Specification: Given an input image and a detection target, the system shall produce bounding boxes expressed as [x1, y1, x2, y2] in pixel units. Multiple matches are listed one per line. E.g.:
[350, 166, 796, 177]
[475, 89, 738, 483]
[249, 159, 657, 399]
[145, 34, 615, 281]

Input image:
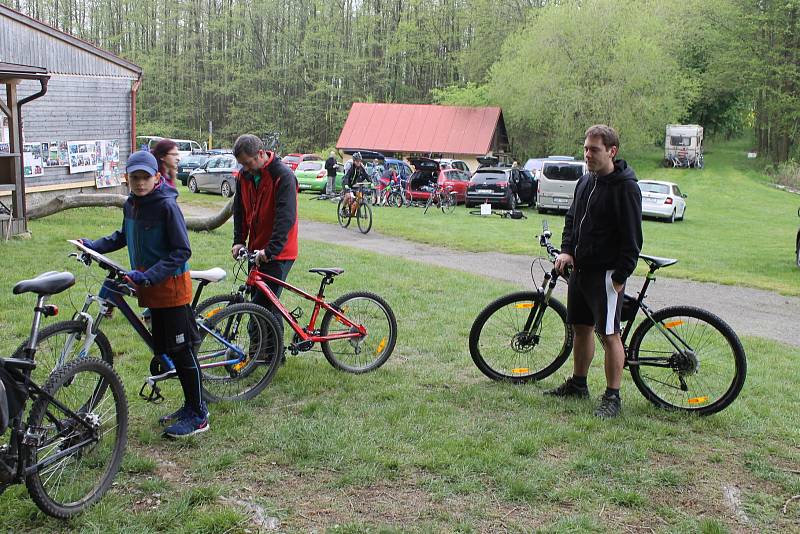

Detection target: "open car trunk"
[408, 157, 439, 192]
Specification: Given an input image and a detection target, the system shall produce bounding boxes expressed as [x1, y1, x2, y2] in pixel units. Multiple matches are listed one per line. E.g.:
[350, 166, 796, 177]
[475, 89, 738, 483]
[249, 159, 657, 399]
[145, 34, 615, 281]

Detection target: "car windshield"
[542, 164, 583, 181]
[471, 171, 506, 184]
[184, 155, 207, 165]
[639, 183, 670, 194]
[297, 161, 323, 171]
[669, 136, 693, 147]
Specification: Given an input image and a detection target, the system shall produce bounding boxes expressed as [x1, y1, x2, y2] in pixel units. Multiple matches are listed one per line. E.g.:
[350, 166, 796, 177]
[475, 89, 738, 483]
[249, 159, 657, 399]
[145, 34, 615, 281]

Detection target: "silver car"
[535, 160, 587, 213]
[187, 154, 241, 197]
[638, 180, 687, 223]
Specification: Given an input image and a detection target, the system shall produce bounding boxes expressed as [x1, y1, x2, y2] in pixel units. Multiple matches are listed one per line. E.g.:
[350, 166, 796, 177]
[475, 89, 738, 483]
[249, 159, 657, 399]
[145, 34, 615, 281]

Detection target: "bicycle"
[15, 241, 284, 404]
[468, 221, 747, 415]
[1, 270, 128, 518]
[194, 250, 398, 373]
[423, 183, 457, 214]
[337, 182, 373, 234]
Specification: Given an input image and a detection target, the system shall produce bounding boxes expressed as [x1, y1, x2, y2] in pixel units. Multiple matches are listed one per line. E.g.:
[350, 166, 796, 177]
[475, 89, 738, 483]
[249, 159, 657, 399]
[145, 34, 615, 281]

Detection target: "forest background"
[3, 0, 798, 163]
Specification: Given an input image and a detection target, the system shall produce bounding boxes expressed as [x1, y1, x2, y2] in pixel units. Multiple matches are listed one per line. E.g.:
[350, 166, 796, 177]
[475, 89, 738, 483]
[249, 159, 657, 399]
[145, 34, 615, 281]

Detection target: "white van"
[134, 136, 202, 158]
[536, 160, 587, 213]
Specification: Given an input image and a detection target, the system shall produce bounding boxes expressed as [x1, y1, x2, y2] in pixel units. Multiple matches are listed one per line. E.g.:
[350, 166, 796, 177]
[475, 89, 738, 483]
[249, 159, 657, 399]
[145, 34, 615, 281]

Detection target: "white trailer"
[664, 124, 704, 168]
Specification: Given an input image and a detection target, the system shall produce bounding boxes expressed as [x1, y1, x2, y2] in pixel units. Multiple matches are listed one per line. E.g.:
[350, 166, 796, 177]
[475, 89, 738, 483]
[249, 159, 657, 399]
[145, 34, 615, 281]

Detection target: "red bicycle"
[195, 251, 398, 373]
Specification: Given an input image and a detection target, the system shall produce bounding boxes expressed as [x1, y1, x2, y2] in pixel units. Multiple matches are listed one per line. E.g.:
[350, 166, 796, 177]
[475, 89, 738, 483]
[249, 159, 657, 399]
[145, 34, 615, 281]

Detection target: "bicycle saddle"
[13, 271, 75, 296]
[309, 268, 344, 277]
[190, 268, 227, 283]
[639, 254, 678, 269]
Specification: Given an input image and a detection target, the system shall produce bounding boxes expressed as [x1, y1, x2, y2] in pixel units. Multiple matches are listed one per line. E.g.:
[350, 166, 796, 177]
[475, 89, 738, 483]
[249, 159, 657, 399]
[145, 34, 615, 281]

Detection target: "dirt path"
[182, 205, 800, 347]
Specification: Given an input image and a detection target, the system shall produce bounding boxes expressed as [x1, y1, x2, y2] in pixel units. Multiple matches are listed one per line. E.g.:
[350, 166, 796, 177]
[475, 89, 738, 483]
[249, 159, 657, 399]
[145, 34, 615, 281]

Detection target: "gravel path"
[182, 205, 800, 347]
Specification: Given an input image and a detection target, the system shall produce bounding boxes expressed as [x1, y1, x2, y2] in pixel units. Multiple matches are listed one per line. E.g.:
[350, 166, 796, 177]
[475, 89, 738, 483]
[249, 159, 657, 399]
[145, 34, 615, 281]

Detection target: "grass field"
[0, 207, 798, 532]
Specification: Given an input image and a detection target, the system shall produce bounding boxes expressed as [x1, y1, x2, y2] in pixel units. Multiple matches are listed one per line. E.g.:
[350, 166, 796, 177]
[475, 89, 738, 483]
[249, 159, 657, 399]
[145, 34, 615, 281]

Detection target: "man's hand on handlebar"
[231, 243, 245, 259]
[254, 250, 270, 266]
[554, 253, 574, 276]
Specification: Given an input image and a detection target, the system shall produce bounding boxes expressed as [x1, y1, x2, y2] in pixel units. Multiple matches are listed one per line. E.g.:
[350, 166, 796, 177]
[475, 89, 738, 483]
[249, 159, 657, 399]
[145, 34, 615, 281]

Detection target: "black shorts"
[566, 269, 624, 335]
[149, 304, 200, 354]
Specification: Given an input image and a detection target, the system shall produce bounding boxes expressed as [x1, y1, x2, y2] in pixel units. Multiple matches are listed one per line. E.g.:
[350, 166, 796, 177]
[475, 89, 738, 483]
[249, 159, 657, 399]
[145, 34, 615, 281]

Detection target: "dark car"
[466, 167, 533, 209]
[187, 154, 241, 197]
[177, 153, 210, 186]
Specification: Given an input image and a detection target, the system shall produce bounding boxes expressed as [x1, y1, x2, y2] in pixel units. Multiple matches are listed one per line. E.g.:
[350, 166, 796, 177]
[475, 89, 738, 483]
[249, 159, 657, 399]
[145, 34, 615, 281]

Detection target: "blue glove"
[79, 238, 96, 251]
[125, 270, 150, 287]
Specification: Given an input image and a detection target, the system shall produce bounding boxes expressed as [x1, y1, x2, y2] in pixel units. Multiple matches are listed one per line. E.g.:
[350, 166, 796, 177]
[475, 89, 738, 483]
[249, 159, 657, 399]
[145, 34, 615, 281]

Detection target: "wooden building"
[0, 4, 142, 235]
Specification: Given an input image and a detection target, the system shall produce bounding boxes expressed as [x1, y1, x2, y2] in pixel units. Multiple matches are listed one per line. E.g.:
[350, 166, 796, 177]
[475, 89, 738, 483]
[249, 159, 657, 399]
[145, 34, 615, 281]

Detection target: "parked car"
[283, 153, 322, 171]
[136, 135, 163, 151]
[173, 139, 203, 158]
[296, 160, 344, 193]
[187, 154, 241, 197]
[517, 169, 538, 207]
[536, 160, 588, 213]
[524, 155, 574, 174]
[436, 158, 471, 174]
[177, 153, 210, 186]
[638, 180, 687, 223]
[466, 167, 525, 209]
[407, 157, 470, 203]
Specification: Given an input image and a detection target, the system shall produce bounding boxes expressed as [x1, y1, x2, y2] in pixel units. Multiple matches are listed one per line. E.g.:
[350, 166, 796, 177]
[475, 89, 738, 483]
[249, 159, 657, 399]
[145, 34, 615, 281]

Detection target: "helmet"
[352, 152, 362, 161]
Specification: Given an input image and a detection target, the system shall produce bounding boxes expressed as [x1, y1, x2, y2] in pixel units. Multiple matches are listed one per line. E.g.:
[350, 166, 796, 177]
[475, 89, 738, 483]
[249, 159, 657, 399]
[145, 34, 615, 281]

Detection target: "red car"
[282, 153, 322, 171]
[407, 157, 470, 203]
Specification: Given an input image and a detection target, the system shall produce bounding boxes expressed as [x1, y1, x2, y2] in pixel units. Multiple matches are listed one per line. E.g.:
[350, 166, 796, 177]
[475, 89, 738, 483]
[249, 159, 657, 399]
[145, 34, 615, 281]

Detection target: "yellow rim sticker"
[687, 396, 709, 405]
[376, 337, 387, 354]
[511, 368, 530, 374]
[205, 307, 224, 319]
[232, 358, 249, 372]
[514, 303, 534, 309]
[664, 320, 684, 329]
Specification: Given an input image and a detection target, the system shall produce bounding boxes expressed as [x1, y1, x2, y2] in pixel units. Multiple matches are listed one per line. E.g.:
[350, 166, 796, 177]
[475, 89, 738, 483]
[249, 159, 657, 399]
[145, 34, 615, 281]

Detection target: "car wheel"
[188, 177, 198, 193]
[667, 209, 676, 223]
[221, 180, 233, 198]
[796, 241, 800, 268]
[537, 206, 547, 214]
[678, 206, 686, 221]
[507, 195, 517, 210]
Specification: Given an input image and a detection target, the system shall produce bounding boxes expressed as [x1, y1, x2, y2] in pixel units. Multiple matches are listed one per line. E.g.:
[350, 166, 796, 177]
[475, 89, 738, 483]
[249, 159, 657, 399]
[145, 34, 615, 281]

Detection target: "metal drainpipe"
[130, 74, 142, 153]
[16, 76, 49, 222]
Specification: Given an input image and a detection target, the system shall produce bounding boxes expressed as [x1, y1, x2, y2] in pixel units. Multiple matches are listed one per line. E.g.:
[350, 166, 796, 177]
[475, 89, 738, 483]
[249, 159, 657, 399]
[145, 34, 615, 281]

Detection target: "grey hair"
[233, 134, 264, 158]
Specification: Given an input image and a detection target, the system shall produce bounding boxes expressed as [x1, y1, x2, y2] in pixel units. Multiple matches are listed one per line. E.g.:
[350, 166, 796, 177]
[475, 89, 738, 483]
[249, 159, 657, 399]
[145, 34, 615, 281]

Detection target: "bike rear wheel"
[320, 291, 397, 373]
[25, 357, 128, 519]
[337, 199, 352, 228]
[356, 201, 373, 234]
[196, 303, 283, 402]
[442, 192, 457, 213]
[469, 291, 573, 382]
[628, 306, 746, 415]
[194, 292, 245, 321]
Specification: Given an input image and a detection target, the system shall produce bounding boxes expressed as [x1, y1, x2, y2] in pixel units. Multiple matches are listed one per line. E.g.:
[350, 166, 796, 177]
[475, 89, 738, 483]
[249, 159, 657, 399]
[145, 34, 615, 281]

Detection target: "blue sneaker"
[158, 402, 209, 427]
[163, 412, 210, 439]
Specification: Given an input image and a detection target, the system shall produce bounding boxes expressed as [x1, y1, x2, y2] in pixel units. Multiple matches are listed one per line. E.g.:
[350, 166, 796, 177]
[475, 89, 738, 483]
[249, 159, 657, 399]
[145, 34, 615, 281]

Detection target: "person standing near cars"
[151, 139, 181, 188]
[325, 150, 338, 197]
[231, 134, 299, 355]
[547, 125, 643, 419]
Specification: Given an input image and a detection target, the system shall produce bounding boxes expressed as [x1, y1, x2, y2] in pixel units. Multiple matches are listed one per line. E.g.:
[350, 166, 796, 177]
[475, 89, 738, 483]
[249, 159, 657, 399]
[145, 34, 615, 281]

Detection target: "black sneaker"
[544, 377, 590, 398]
[594, 393, 622, 418]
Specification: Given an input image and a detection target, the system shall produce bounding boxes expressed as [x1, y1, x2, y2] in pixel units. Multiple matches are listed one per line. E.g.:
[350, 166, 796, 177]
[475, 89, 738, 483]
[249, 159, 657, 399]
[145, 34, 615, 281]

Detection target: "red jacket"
[233, 152, 299, 260]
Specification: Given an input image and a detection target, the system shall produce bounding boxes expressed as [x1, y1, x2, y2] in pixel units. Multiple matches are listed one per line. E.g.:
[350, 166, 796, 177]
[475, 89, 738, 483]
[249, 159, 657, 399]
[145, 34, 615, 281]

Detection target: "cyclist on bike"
[341, 152, 370, 212]
[232, 134, 299, 362]
[549, 124, 643, 418]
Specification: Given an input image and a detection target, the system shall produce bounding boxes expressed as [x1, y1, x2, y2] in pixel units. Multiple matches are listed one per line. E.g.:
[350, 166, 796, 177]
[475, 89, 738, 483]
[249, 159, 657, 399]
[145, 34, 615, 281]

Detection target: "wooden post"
[6, 80, 26, 231]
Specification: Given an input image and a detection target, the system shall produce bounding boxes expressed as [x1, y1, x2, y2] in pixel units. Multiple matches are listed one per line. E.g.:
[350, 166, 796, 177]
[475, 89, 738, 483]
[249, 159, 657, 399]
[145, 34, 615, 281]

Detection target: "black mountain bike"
[469, 221, 747, 415]
[1, 271, 128, 518]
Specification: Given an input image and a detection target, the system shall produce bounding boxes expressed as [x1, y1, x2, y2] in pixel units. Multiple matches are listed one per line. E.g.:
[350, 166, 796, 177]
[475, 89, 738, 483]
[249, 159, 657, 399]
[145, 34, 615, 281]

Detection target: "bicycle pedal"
[22, 426, 46, 447]
[139, 381, 165, 404]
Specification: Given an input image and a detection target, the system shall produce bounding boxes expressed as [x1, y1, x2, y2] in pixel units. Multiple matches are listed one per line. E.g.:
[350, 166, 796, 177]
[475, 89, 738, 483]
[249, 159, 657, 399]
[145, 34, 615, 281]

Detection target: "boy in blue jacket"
[82, 151, 208, 438]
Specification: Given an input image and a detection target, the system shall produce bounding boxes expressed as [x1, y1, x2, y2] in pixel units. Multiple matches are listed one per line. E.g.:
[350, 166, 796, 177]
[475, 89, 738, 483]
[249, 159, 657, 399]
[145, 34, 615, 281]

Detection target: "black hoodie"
[560, 159, 643, 284]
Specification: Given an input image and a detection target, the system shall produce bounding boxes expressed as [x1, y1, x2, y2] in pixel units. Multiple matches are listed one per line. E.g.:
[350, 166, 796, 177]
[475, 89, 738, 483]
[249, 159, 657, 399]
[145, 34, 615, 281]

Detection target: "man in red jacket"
[232, 134, 299, 352]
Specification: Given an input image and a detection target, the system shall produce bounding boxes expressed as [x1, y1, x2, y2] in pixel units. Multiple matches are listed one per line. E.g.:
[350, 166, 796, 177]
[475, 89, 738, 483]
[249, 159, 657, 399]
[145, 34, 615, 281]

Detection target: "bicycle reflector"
[376, 337, 387, 354]
[205, 306, 224, 319]
[687, 396, 709, 405]
[664, 320, 684, 329]
[512, 368, 530, 374]
[514, 303, 534, 309]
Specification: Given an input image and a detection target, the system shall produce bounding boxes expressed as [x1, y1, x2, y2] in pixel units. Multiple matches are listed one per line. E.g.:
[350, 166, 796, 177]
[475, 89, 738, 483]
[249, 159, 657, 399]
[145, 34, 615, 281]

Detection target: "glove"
[125, 270, 150, 287]
[79, 238, 96, 251]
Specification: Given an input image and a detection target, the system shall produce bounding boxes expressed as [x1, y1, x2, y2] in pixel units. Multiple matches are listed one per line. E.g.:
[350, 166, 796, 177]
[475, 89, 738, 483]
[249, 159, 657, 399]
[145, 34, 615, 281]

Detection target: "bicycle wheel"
[423, 196, 434, 214]
[25, 357, 128, 519]
[12, 320, 114, 394]
[442, 192, 457, 214]
[356, 201, 373, 234]
[196, 302, 283, 402]
[320, 291, 397, 373]
[390, 191, 402, 208]
[194, 292, 245, 321]
[628, 306, 746, 415]
[337, 199, 352, 228]
[469, 291, 573, 382]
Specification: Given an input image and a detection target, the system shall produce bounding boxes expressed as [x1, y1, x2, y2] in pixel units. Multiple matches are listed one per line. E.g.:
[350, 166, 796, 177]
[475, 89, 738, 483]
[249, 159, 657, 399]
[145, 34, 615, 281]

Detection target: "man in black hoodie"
[548, 125, 643, 418]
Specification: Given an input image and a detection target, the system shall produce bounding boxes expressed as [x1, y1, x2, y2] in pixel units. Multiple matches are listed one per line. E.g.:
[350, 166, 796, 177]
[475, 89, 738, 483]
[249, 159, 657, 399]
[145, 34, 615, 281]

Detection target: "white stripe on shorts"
[604, 270, 619, 335]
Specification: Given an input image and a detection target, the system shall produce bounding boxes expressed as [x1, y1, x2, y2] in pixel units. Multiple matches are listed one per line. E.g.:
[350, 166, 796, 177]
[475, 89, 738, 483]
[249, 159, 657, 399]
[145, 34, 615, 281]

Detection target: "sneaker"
[158, 402, 209, 427]
[544, 377, 590, 398]
[594, 393, 622, 418]
[163, 412, 210, 439]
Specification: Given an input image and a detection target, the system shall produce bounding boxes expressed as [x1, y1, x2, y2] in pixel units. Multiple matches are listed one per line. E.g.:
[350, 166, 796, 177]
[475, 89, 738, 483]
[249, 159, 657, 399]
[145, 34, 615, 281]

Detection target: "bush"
[768, 160, 800, 190]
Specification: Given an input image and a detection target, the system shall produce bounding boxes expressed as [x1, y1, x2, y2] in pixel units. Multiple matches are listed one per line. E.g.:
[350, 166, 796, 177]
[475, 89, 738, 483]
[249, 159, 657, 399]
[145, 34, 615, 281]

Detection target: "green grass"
[290, 138, 800, 296]
[0, 207, 797, 532]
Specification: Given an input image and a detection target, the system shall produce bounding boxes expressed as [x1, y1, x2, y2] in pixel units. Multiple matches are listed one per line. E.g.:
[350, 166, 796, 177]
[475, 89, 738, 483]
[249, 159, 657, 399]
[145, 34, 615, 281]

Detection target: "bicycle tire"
[337, 199, 352, 228]
[25, 357, 128, 519]
[194, 293, 245, 320]
[12, 320, 114, 397]
[469, 291, 573, 383]
[424, 196, 434, 214]
[391, 191, 403, 208]
[442, 192, 457, 214]
[196, 302, 283, 402]
[628, 306, 746, 415]
[356, 201, 373, 234]
[320, 291, 397, 373]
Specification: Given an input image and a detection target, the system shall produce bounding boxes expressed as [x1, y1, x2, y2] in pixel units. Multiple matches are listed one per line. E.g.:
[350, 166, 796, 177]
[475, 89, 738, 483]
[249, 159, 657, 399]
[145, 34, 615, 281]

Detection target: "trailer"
[664, 124, 704, 168]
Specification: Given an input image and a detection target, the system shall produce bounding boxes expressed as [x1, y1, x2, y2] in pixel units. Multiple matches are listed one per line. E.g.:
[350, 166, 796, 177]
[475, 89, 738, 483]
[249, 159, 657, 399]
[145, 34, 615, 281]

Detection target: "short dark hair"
[585, 125, 620, 150]
[233, 134, 264, 158]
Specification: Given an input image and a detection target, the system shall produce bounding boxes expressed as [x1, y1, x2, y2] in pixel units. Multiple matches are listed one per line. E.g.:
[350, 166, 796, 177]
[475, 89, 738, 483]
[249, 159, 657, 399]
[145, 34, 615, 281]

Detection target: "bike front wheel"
[628, 306, 746, 415]
[442, 192, 457, 213]
[320, 291, 397, 373]
[337, 199, 352, 228]
[194, 292, 245, 321]
[196, 302, 283, 402]
[469, 291, 573, 382]
[356, 201, 373, 234]
[25, 357, 128, 519]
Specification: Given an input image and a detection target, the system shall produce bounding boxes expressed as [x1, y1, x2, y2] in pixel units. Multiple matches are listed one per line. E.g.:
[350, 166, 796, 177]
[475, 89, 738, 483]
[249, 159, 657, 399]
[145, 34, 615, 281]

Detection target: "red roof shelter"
[336, 103, 510, 159]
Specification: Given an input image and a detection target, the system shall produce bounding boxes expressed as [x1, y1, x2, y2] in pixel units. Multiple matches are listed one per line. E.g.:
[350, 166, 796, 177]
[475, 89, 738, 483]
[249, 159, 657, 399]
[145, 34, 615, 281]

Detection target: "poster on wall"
[43, 141, 69, 166]
[1, 121, 9, 153]
[94, 139, 121, 188]
[23, 143, 44, 177]
[68, 140, 97, 173]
